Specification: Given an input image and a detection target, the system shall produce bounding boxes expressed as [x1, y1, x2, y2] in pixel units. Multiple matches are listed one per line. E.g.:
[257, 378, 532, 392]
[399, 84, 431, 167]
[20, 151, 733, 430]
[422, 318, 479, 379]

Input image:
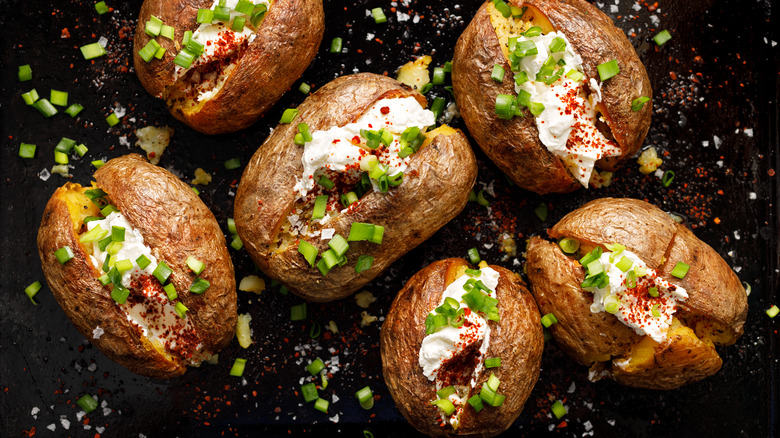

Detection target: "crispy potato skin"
[133, 0, 324, 135]
[234, 73, 477, 302]
[380, 259, 543, 437]
[526, 198, 747, 389]
[37, 154, 236, 379]
[452, 0, 652, 194]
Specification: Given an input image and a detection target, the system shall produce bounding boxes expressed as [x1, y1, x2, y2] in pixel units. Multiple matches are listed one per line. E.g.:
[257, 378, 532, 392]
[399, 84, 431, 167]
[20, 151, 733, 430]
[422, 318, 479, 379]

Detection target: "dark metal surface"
[1, 0, 777, 437]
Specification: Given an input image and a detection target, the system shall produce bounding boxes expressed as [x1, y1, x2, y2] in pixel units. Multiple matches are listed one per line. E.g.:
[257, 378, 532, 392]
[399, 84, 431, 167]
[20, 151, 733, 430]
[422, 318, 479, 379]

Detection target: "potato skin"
[133, 0, 324, 135]
[452, 0, 652, 194]
[37, 154, 237, 379]
[380, 259, 543, 437]
[526, 198, 747, 389]
[234, 73, 477, 302]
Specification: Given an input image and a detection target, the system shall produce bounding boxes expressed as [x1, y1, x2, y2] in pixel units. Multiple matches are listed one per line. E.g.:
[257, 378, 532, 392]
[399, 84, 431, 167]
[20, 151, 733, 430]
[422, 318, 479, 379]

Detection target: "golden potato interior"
[59, 183, 102, 236]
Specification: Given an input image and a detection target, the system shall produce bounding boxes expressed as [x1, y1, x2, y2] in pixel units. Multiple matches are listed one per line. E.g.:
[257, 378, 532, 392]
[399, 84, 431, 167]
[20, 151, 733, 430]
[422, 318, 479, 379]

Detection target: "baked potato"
[452, 0, 652, 194]
[381, 258, 543, 437]
[37, 154, 237, 379]
[525, 198, 748, 389]
[234, 73, 477, 302]
[133, 0, 324, 135]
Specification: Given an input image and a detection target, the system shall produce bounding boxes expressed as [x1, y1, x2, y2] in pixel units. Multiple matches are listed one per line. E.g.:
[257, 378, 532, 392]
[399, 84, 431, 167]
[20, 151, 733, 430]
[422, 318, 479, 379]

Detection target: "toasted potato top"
[235, 73, 477, 302]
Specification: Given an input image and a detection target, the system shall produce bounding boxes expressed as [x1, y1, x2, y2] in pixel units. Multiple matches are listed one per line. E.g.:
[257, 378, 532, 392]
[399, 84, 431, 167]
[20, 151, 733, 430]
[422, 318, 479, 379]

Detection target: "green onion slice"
[328, 234, 349, 258]
[186, 256, 205, 274]
[467, 247, 481, 265]
[190, 277, 210, 294]
[301, 382, 318, 403]
[55, 246, 75, 264]
[431, 398, 455, 416]
[491, 64, 505, 83]
[432, 66, 446, 85]
[661, 170, 675, 188]
[77, 395, 98, 413]
[163, 283, 177, 300]
[653, 30, 672, 46]
[330, 37, 343, 53]
[597, 59, 620, 81]
[354, 255, 374, 273]
[534, 202, 548, 221]
[291, 303, 307, 321]
[467, 394, 484, 412]
[314, 398, 329, 413]
[632, 96, 651, 112]
[558, 237, 580, 254]
[371, 7, 387, 23]
[152, 260, 172, 284]
[24, 281, 42, 305]
[280, 108, 299, 124]
[311, 195, 328, 220]
[541, 313, 558, 328]
[229, 358, 247, 377]
[80, 42, 107, 60]
[298, 240, 318, 267]
[551, 400, 566, 419]
[224, 157, 241, 170]
[670, 261, 690, 279]
[485, 357, 501, 368]
[306, 357, 325, 376]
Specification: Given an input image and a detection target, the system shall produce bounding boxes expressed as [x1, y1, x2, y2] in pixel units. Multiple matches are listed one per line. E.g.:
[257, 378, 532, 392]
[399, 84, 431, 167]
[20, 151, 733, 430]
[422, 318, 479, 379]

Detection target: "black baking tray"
[1, 0, 778, 436]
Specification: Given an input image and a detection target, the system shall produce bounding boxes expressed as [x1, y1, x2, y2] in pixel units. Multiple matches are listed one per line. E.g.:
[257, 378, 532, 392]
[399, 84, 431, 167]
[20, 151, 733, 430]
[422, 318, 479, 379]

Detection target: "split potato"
[133, 0, 324, 134]
[381, 258, 543, 437]
[234, 73, 477, 302]
[525, 198, 747, 389]
[37, 154, 237, 379]
[452, 0, 652, 194]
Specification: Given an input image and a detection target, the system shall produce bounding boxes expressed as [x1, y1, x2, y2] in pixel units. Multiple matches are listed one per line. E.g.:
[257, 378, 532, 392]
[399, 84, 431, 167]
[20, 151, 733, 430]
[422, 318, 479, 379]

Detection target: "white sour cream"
[293, 96, 436, 199]
[585, 249, 688, 343]
[418, 268, 501, 385]
[511, 31, 621, 187]
[87, 212, 158, 287]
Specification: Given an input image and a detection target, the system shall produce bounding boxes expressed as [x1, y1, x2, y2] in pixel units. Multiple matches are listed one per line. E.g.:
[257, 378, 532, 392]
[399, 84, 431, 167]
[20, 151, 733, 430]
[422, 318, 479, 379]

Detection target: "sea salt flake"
[31, 407, 40, 419]
[38, 168, 51, 181]
[47, 424, 56, 431]
[744, 128, 754, 137]
[60, 417, 71, 430]
[749, 192, 757, 200]
[93, 326, 105, 339]
[321, 228, 335, 240]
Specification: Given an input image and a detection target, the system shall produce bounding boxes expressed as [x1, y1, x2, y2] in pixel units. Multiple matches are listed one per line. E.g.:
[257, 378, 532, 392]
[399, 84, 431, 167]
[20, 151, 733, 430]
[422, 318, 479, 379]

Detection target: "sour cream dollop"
[511, 31, 621, 187]
[585, 248, 688, 343]
[418, 268, 501, 385]
[293, 96, 436, 199]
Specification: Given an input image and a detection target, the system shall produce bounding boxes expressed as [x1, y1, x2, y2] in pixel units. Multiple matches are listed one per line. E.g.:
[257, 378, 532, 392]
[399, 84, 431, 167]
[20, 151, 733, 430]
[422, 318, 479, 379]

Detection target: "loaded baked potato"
[381, 258, 543, 437]
[525, 198, 748, 389]
[452, 0, 652, 194]
[37, 154, 237, 379]
[133, 0, 324, 135]
[234, 73, 477, 302]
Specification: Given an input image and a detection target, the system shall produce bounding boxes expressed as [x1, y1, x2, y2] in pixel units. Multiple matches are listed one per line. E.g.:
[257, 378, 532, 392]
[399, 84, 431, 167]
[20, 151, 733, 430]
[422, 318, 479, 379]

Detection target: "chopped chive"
[311, 195, 328, 220]
[419, 82, 433, 94]
[330, 37, 343, 53]
[91, 160, 105, 169]
[318, 175, 334, 190]
[549, 37, 566, 53]
[597, 59, 620, 81]
[631, 96, 650, 112]
[766, 305, 779, 318]
[174, 301, 188, 318]
[558, 237, 580, 254]
[196, 9, 214, 23]
[490, 64, 505, 83]
[80, 42, 107, 60]
[94, 1, 109, 15]
[301, 382, 318, 403]
[371, 7, 387, 23]
[19, 143, 36, 159]
[105, 112, 120, 127]
[152, 260, 172, 284]
[235, 0, 254, 15]
[280, 108, 299, 124]
[551, 400, 566, 418]
[77, 395, 98, 413]
[50, 90, 68, 107]
[661, 170, 675, 187]
[354, 255, 374, 273]
[74, 144, 88, 157]
[32, 99, 58, 117]
[227, 218, 237, 235]
[229, 358, 247, 377]
[328, 234, 349, 258]
[431, 398, 456, 415]
[189, 277, 210, 294]
[231, 16, 246, 32]
[534, 202, 548, 221]
[431, 97, 446, 120]
[291, 303, 307, 321]
[306, 358, 325, 376]
[138, 39, 161, 62]
[314, 398, 329, 413]
[298, 240, 318, 266]
[24, 281, 43, 305]
[528, 101, 545, 116]
[653, 30, 672, 46]
[541, 313, 558, 328]
[186, 256, 205, 274]
[224, 157, 241, 170]
[670, 261, 690, 279]
[485, 357, 501, 368]
[145, 15, 163, 36]
[18, 64, 32, 82]
[467, 247, 481, 265]
[467, 394, 484, 412]
[163, 283, 177, 300]
[231, 234, 243, 250]
[355, 386, 374, 409]
[298, 82, 311, 94]
[55, 246, 74, 264]
[432, 66, 446, 85]
[22, 89, 39, 105]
